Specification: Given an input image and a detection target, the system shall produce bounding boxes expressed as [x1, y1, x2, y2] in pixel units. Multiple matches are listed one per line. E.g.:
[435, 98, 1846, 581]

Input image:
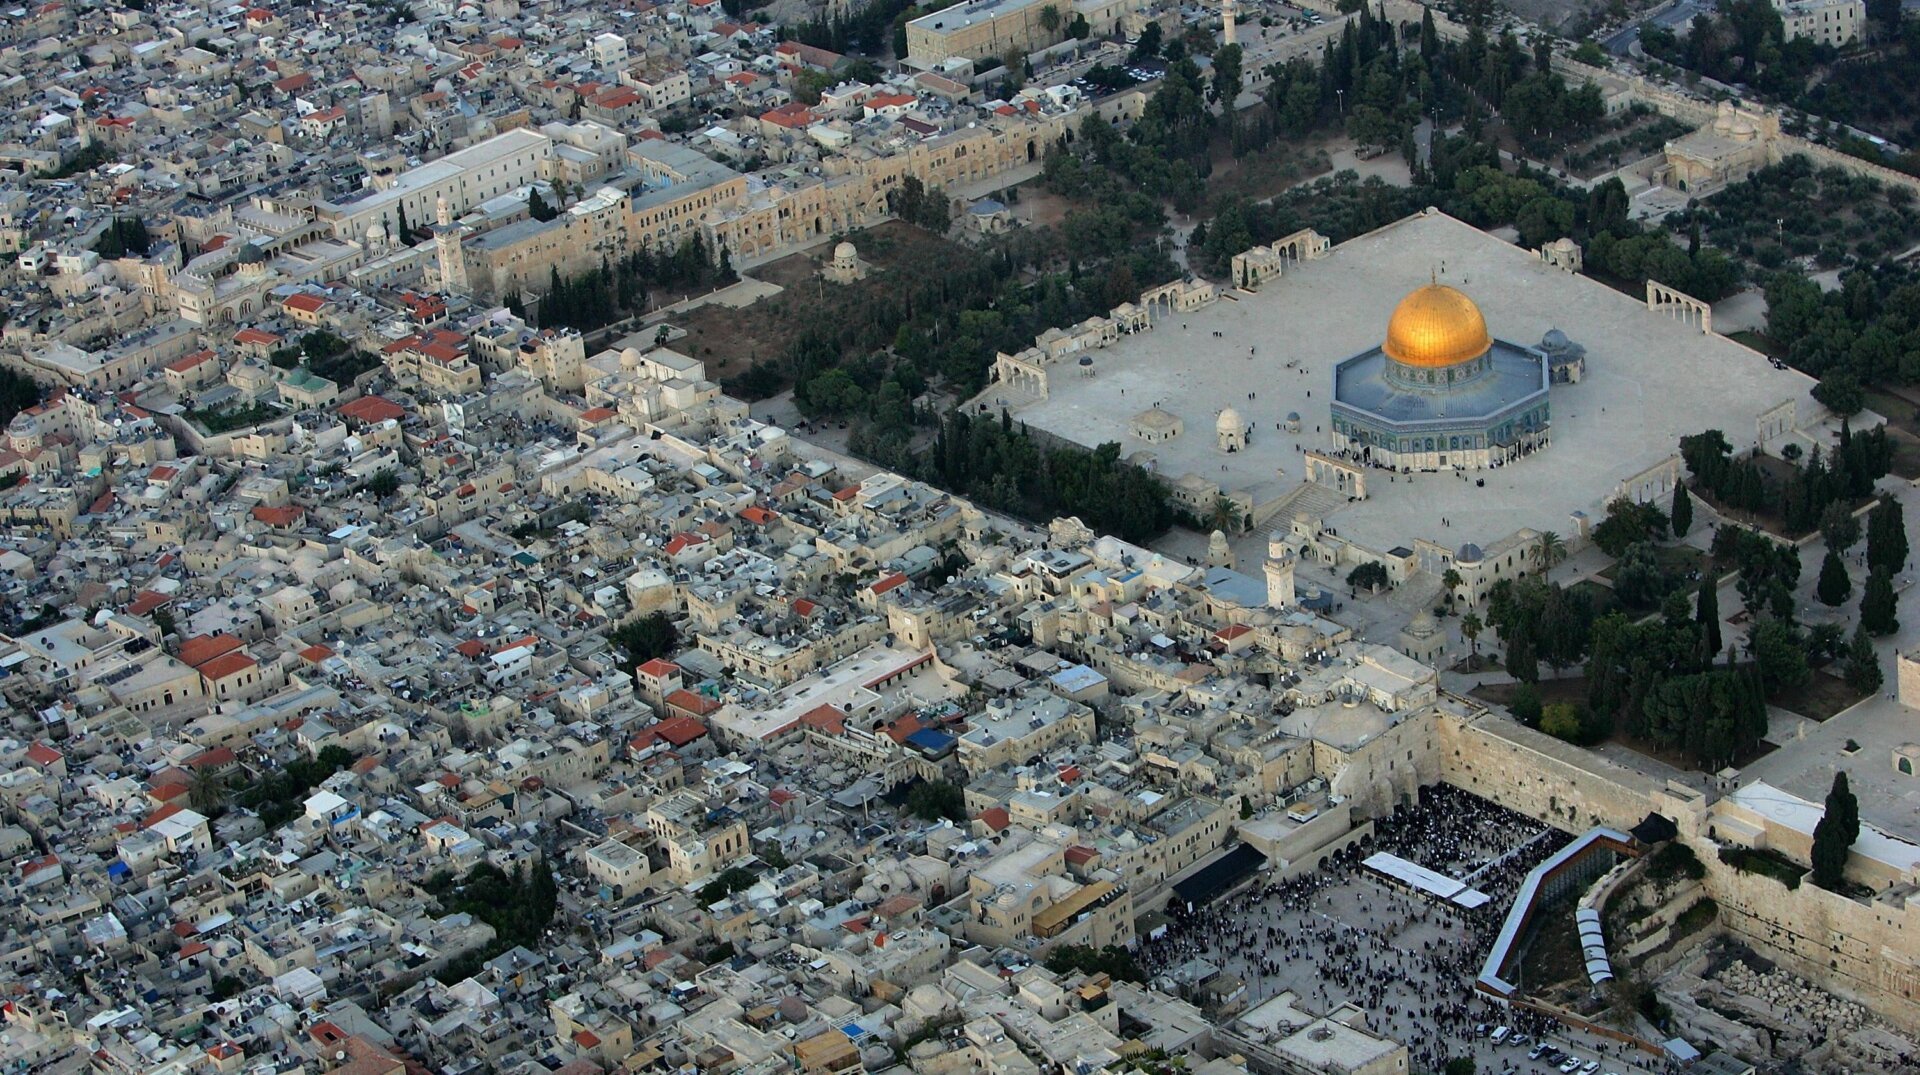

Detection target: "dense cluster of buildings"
[1, 0, 1919, 1073]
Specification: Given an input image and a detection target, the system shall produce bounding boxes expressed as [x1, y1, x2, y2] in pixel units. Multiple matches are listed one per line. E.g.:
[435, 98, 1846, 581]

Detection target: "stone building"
[1329, 283, 1551, 471]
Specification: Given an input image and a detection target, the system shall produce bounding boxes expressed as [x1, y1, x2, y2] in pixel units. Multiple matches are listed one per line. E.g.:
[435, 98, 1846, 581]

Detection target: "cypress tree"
[1862, 567, 1900, 636]
[1672, 482, 1693, 537]
[1696, 577, 1721, 657]
[1844, 625, 1883, 694]
[1811, 772, 1860, 890]
[1869, 498, 1909, 576]
[1817, 548, 1852, 607]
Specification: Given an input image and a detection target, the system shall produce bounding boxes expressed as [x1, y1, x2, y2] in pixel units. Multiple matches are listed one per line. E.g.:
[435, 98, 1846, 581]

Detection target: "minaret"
[1265, 534, 1296, 609]
[433, 194, 468, 295]
[1222, 0, 1237, 47]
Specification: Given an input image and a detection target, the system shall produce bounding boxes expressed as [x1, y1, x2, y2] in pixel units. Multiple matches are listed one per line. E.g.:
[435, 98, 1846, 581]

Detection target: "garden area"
[1768, 670, 1869, 722]
[1717, 846, 1804, 889]
[1681, 426, 1889, 540]
[1862, 386, 1920, 478]
[1555, 111, 1692, 178]
[1686, 156, 1920, 272]
[1594, 543, 1707, 614]
[186, 400, 280, 435]
[1497, 104, 1691, 179]
[270, 330, 382, 386]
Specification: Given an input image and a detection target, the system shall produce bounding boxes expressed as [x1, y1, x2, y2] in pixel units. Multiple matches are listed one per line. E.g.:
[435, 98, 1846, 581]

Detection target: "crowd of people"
[1134, 784, 1653, 1074]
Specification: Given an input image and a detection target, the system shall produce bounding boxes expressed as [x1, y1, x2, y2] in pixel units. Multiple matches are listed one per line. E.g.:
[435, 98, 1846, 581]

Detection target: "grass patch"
[1471, 676, 1590, 710]
[1671, 897, 1718, 940]
[1718, 846, 1803, 890]
[1646, 842, 1706, 884]
[1568, 578, 1619, 616]
[1729, 330, 1782, 359]
[1768, 670, 1869, 722]
[187, 400, 279, 434]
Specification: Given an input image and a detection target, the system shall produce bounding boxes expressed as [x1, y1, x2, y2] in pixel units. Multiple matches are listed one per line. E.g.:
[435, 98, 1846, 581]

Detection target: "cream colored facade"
[583, 838, 653, 898]
[444, 110, 1080, 303]
[955, 693, 1096, 774]
[1777, 0, 1863, 46]
[646, 790, 750, 886]
[905, 0, 1142, 65]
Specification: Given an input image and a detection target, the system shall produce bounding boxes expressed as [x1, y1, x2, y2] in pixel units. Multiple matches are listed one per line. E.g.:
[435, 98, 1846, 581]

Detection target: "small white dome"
[834, 241, 857, 260]
[620, 346, 644, 368]
[1216, 407, 1244, 432]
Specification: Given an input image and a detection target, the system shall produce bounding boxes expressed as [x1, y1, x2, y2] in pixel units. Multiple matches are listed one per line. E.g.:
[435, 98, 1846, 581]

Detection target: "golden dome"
[1383, 284, 1491, 369]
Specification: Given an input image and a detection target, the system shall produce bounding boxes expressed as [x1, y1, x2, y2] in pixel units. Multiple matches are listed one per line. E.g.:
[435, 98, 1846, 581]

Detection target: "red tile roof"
[977, 807, 1010, 833]
[189, 747, 236, 769]
[25, 742, 62, 767]
[652, 716, 707, 746]
[637, 658, 680, 678]
[283, 293, 328, 313]
[251, 504, 304, 528]
[664, 688, 721, 716]
[339, 395, 406, 423]
[799, 704, 847, 735]
[177, 634, 243, 669]
[196, 652, 258, 682]
[166, 350, 216, 373]
[125, 590, 171, 617]
[662, 533, 708, 556]
[298, 643, 334, 663]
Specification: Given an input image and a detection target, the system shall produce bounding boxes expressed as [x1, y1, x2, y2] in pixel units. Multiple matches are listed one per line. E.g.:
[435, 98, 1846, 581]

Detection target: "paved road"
[1603, 0, 1707, 56]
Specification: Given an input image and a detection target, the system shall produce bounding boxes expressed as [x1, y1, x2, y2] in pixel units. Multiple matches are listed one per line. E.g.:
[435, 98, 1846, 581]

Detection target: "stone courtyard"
[997, 210, 1832, 565]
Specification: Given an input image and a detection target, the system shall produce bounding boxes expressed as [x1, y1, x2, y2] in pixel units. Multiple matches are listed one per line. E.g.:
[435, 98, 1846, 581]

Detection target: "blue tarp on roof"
[905, 728, 955, 754]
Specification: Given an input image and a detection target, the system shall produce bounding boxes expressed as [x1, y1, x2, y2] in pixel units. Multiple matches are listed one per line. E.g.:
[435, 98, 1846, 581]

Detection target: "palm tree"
[1440, 568, 1463, 605]
[1534, 530, 1567, 574]
[1461, 611, 1483, 666]
[187, 768, 226, 814]
[1039, 2, 1061, 33]
[1208, 496, 1238, 534]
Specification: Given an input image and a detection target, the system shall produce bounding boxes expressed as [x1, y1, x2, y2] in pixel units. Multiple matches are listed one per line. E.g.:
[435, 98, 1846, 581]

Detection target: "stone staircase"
[1258, 481, 1344, 533]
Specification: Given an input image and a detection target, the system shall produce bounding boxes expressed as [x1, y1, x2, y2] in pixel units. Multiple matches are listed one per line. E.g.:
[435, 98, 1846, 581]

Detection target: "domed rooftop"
[834, 241, 857, 259]
[1383, 284, 1491, 369]
[1456, 542, 1484, 564]
[1216, 406, 1244, 432]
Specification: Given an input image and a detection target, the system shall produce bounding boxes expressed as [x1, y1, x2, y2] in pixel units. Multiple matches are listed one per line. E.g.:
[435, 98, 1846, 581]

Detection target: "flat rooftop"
[908, 0, 1045, 34]
[1003, 210, 1823, 556]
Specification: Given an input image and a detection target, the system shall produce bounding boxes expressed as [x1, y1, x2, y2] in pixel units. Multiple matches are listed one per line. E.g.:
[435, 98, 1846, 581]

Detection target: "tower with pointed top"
[1265, 534, 1296, 609]
[1222, 0, 1237, 47]
[433, 194, 470, 295]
